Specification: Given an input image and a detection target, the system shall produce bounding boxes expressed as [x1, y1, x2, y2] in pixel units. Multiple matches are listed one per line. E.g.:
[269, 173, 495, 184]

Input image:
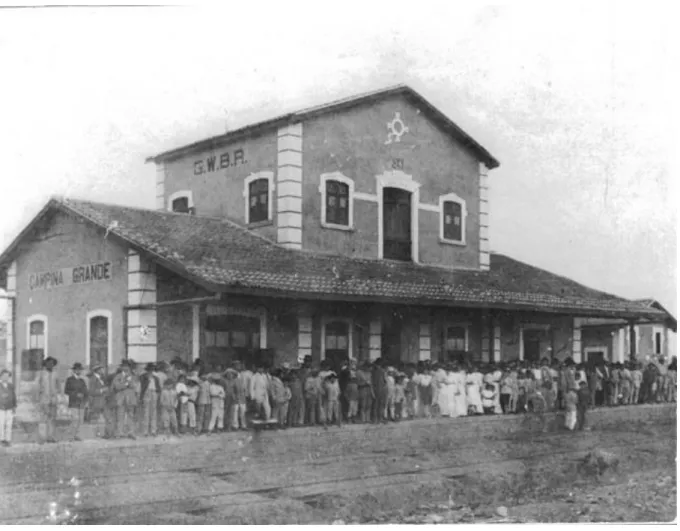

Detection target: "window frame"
[653, 325, 664, 355]
[444, 323, 469, 355]
[26, 314, 48, 357]
[86, 309, 113, 368]
[243, 171, 275, 225]
[439, 192, 467, 246]
[320, 317, 354, 361]
[204, 305, 267, 350]
[319, 172, 355, 230]
[167, 190, 195, 214]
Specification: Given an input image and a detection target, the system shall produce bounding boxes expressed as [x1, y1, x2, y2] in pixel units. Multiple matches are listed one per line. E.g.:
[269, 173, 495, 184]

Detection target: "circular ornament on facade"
[385, 112, 410, 144]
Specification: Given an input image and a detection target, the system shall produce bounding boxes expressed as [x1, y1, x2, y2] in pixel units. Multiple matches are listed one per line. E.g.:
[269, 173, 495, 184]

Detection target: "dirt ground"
[0, 409, 675, 524]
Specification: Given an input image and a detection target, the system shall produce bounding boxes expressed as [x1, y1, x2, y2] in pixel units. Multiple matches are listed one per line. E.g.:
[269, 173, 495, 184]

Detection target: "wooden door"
[524, 330, 541, 363]
[90, 316, 109, 368]
[383, 188, 412, 261]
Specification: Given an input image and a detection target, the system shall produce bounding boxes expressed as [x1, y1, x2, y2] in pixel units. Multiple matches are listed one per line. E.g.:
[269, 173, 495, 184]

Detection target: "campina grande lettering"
[28, 261, 112, 291]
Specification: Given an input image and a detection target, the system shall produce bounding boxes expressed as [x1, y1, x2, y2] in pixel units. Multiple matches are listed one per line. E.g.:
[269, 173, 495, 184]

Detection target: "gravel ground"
[1, 407, 674, 524]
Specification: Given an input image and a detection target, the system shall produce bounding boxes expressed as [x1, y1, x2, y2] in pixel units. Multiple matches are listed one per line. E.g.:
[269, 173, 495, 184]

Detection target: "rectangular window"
[325, 180, 350, 226]
[655, 331, 662, 354]
[171, 196, 191, 214]
[248, 179, 269, 223]
[443, 201, 463, 242]
[445, 326, 466, 352]
[29, 320, 45, 350]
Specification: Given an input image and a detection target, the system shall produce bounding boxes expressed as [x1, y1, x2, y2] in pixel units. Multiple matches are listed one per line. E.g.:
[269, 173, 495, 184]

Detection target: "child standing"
[631, 363, 643, 405]
[324, 373, 342, 427]
[270, 370, 289, 427]
[481, 383, 496, 414]
[0, 370, 17, 447]
[208, 376, 226, 433]
[344, 375, 359, 423]
[159, 380, 178, 435]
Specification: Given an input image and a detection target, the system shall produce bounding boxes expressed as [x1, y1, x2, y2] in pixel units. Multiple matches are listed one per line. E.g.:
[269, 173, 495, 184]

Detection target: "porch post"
[663, 325, 669, 358]
[616, 327, 626, 363]
[191, 304, 200, 362]
[369, 317, 382, 362]
[518, 324, 524, 361]
[628, 321, 637, 360]
[572, 317, 582, 363]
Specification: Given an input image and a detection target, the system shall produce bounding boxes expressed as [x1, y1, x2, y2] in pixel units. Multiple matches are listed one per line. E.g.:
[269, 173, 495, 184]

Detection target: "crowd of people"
[0, 353, 676, 446]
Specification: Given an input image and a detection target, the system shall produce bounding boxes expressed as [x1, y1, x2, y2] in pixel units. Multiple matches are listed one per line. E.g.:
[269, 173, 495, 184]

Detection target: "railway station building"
[0, 85, 673, 389]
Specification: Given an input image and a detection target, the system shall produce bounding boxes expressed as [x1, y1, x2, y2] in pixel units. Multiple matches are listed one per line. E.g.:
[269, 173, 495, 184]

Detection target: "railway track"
[1, 420, 674, 524]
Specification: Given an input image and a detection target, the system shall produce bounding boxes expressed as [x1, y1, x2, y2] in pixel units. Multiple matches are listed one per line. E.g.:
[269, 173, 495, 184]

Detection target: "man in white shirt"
[249, 366, 271, 420]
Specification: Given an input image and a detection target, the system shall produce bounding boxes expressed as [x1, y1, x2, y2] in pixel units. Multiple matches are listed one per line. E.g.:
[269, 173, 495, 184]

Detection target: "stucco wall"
[161, 130, 278, 241]
[14, 211, 129, 377]
[301, 94, 481, 269]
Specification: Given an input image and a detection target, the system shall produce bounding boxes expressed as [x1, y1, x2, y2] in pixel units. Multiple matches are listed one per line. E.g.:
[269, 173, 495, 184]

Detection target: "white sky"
[0, 2, 677, 315]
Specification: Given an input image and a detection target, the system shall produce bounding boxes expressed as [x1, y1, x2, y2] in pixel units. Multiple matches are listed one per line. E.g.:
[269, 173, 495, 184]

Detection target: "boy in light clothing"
[196, 373, 212, 433]
[208, 376, 226, 433]
[481, 383, 496, 415]
[0, 370, 17, 447]
[324, 373, 342, 427]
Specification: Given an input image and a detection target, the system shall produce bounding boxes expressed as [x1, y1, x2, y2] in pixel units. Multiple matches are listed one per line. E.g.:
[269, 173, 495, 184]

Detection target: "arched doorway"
[383, 187, 412, 261]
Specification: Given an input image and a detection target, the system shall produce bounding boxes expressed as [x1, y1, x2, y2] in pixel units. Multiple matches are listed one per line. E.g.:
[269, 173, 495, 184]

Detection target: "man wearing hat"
[139, 363, 161, 437]
[65, 362, 89, 441]
[37, 356, 61, 443]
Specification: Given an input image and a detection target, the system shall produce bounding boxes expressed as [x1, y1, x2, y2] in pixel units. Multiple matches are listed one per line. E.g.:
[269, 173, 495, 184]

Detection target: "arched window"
[87, 310, 112, 368]
[24, 315, 47, 381]
[319, 172, 354, 229]
[167, 190, 195, 214]
[439, 192, 467, 245]
[244, 172, 275, 224]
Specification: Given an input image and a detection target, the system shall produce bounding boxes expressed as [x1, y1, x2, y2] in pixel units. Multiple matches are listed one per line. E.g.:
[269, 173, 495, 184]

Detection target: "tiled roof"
[0, 198, 668, 321]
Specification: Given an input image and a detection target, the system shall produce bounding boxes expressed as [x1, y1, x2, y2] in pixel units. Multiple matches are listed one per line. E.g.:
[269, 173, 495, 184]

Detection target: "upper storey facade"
[150, 85, 499, 271]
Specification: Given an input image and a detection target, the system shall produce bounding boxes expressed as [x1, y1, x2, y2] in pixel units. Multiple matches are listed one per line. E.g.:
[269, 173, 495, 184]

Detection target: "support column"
[617, 327, 626, 363]
[277, 123, 303, 249]
[419, 322, 431, 361]
[518, 324, 525, 361]
[493, 318, 501, 363]
[572, 317, 582, 363]
[191, 304, 200, 362]
[127, 250, 157, 363]
[663, 325, 669, 358]
[155, 162, 165, 211]
[628, 321, 637, 359]
[297, 315, 312, 363]
[4, 261, 16, 371]
[479, 163, 490, 271]
[369, 318, 382, 361]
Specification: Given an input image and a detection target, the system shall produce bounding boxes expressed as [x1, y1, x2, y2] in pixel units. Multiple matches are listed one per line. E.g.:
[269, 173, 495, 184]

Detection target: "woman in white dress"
[434, 364, 449, 416]
[452, 363, 468, 417]
[442, 365, 457, 417]
[466, 364, 483, 415]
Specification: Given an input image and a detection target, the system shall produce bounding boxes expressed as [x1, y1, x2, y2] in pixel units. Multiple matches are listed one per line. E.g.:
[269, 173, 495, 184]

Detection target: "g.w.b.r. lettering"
[194, 149, 247, 175]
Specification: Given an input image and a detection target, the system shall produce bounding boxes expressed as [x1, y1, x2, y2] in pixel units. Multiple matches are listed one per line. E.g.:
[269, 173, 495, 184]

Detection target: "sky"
[0, 2, 677, 316]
